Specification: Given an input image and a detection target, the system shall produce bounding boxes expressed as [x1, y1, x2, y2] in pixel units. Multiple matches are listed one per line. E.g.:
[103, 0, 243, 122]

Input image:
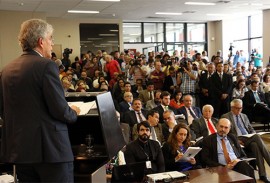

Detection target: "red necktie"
[207, 119, 216, 134]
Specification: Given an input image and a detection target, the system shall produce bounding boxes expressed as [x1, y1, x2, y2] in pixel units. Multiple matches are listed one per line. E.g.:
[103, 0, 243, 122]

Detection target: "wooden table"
[180, 166, 254, 183]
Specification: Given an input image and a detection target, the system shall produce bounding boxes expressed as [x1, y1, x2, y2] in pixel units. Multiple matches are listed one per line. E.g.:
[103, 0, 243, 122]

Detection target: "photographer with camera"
[61, 48, 72, 71]
[129, 57, 147, 85]
[177, 61, 198, 106]
[252, 48, 262, 67]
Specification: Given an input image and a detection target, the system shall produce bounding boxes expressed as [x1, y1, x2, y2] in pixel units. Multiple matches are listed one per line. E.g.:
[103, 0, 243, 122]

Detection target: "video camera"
[178, 60, 188, 73]
[63, 48, 73, 55]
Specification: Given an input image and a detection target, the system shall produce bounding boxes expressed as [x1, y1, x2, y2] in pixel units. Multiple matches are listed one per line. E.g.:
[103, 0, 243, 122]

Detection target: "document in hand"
[176, 147, 202, 162]
[68, 101, 97, 115]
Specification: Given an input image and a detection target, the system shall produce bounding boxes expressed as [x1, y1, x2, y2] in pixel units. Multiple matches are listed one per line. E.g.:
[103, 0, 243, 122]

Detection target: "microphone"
[55, 59, 65, 70]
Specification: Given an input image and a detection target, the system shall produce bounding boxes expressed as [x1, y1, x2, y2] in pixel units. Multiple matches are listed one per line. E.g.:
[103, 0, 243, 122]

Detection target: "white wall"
[263, 9, 270, 65]
[207, 21, 222, 59]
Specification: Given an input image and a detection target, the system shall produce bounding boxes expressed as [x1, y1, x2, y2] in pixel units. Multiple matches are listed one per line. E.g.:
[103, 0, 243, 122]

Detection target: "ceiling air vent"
[145, 16, 169, 19]
[216, 0, 231, 3]
[182, 11, 196, 14]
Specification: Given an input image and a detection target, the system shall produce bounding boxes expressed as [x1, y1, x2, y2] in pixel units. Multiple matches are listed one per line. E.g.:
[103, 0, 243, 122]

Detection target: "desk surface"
[184, 166, 254, 183]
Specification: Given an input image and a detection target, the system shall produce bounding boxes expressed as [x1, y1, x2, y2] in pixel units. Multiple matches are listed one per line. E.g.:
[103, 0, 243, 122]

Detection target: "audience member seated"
[232, 79, 248, 99]
[153, 91, 176, 123]
[242, 80, 270, 123]
[162, 110, 179, 142]
[162, 123, 198, 171]
[61, 78, 75, 92]
[262, 74, 270, 93]
[222, 99, 270, 183]
[112, 78, 125, 101]
[132, 110, 164, 144]
[122, 98, 148, 129]
[177, 95, 202, 125]
[75, 80, 90, 92]
[190, 104, 217, 139]
[201, 118, 255, 181]
[145, 90, 161, 110]
[98, 81, 109, 92]
[169, 89, 184, 109]
[132, 78, 145, 98]
[93, 75, 108, 89]
[124, 121, 165, 173]
[119, 92, 133, 114]
[138, 80, 155, 107]
[79, 71, 93, 90]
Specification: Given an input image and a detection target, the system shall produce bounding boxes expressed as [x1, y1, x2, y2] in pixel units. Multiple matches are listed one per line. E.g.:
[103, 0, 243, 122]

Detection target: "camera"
[64, 48, 73, 55]
[167, 59, 172, 66]
[178, 61, 188, 73]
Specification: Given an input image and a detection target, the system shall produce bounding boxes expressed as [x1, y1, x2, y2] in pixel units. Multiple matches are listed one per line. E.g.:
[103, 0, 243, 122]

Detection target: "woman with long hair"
[162, 123, 197, 171]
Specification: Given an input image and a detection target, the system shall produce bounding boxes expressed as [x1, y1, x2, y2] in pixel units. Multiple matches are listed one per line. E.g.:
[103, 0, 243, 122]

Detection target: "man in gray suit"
[222, 99, 270, 183]
[0, 19, 80, 182]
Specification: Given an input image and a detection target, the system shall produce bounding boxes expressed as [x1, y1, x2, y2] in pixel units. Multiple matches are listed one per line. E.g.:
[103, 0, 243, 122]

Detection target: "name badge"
[146, 161, 152, 169]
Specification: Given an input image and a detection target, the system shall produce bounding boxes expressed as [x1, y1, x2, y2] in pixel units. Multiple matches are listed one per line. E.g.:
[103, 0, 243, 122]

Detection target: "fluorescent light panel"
[68, 10, 99, 14]
[87, 0, 120, 1]
[155, 12, 182, 15]
[207, 13, 228, 16]
[185, 2, 216, 5]
[110, 30, 119, 32]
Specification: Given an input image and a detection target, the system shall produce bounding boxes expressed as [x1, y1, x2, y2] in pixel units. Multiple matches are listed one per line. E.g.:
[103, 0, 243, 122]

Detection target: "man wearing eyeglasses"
[222, 99, 270, 183]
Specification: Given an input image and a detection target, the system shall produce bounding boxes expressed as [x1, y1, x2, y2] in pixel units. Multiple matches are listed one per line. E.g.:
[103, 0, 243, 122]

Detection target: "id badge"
[146, 160, 152, 169]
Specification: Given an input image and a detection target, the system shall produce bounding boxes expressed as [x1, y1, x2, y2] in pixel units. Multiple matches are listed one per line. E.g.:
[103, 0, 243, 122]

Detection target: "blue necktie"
[236, 115, 248, 135]
[253, 91, 261, 103]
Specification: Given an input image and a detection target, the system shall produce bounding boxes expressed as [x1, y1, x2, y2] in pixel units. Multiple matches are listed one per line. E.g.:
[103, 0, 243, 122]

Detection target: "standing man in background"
[0, 19, 80, 182]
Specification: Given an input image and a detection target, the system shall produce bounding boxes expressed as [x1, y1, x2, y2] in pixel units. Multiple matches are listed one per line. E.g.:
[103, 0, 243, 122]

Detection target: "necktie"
[221, 138, 231, 164]
[236, 115, 248, 135]
[149, 91, 153, 100]
[150, 126, 157, 141]
[207, 119, 216, 134]
[219, 73, 222, 81]
[253, 91, 261, 103]
[188, 107, 197, 119]
[137, 112, 143, 122]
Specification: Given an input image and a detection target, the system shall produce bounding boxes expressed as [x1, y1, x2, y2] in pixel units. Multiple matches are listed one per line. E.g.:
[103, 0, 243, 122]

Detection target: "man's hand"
[226, 159, 240, 169]
[71, 105, 81, 115]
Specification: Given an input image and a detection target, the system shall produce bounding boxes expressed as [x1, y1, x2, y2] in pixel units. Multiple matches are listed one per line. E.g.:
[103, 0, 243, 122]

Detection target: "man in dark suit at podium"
[0, 19, 80, 182]
[124, 121, 165, 173]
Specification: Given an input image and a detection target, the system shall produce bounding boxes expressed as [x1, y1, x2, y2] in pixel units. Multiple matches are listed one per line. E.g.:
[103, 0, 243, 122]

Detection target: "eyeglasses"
[233, 106, 242, 110]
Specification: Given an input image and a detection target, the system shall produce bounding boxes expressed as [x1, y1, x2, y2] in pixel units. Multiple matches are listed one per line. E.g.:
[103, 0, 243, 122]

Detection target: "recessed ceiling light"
[185, 2, 216, 5]
[68, 10, 99, 14]
[155, 12, 182, 15]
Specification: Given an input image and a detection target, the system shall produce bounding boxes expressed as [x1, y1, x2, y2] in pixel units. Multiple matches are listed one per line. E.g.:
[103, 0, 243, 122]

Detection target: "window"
[187, 24, 205, 42]
[123, 23, 142, 42]
[166, 23, 184, 42]
[144, 23, 164, 42]
[251, 14, 262, 38]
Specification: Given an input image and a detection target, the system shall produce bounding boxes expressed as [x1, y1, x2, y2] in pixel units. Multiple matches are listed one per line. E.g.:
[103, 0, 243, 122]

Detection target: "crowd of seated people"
[54, 48, 270, 182]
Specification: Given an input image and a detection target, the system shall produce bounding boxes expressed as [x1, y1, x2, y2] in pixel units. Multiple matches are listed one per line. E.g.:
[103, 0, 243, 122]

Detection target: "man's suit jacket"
[124, 138, 165, 173]
[201, 133, 246, 167]
[242, 89, 266, 114]
[209, 72, 232, 99]
[163, 75, 175, 95]
[138, 89, 153, 105]
[122, 109, 148, 128]
[198, 70, 212, 92]
[190, 117, 218, 139]
[153, 105, 176, 124]
[221, 112, 256, 136]
[176, 106, 202, 121]
[0, 50, 77, 163]
[119, 101, 131, 113]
